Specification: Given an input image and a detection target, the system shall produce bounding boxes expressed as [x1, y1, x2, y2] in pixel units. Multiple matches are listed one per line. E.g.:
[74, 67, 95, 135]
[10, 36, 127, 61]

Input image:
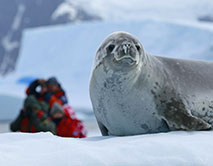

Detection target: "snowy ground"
[1, 131, 213, 166]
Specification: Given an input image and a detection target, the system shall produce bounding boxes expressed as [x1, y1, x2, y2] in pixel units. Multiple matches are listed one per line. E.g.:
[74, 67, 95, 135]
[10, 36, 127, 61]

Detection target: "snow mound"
[0, 131, 213, 165]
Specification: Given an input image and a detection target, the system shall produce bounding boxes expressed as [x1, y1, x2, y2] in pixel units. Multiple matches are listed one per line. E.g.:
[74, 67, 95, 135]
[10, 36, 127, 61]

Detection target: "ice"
[0, 131, 213, 165]
[70, 0, 213, 22]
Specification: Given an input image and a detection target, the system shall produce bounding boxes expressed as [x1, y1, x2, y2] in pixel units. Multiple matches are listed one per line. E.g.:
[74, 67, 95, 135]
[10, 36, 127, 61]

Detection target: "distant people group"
[10, 77, 87, 138]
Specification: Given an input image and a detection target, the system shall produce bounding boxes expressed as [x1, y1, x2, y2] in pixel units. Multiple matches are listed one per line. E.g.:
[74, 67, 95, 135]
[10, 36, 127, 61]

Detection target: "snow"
[0, 131, 213, 165]
[0, 95, 22, 121]
[52, 1, 77, 21]
[68, 0, 213, 22]
[1, 4, 25, 52]
[11, 4, 25, 31]
[1, 36, 19, 53]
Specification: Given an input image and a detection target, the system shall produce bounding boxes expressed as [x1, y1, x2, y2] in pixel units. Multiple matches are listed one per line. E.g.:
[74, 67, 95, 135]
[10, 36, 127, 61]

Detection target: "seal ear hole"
[107, 44, 115, 53]
[135, 44, 141, 51]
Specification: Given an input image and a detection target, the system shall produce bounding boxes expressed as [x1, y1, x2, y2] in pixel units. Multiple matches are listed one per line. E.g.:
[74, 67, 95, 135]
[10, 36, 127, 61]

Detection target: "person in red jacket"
[10, 95, 56, 134]
[25, 77, 68, 109]
[50, 103, 87, 138]
[25, 79, 48, 102]
[46, 77, 68, 107]
[24, 77, 87, 137]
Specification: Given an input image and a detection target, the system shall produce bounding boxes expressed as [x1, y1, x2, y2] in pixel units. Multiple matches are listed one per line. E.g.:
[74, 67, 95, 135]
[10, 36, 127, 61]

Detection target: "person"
[11, 77, 87, 137]
[50, 103, 86, 138]
[25, 79, 48, 101]
[10, 95, 56, 134]
[25, 77, 66, 108]
[45, 77, 68, 108]
[46, 76, 80, 120]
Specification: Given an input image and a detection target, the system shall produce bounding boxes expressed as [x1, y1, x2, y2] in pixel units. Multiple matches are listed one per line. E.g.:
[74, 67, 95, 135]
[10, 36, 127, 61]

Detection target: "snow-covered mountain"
[1, 0, 213, 76]
[73, 0, 213, 22]
[0, 0, 100, 76]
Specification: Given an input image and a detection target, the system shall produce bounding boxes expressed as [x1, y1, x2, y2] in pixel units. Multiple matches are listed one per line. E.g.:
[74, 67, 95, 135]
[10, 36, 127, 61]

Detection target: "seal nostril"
[107, 44, 115, 53]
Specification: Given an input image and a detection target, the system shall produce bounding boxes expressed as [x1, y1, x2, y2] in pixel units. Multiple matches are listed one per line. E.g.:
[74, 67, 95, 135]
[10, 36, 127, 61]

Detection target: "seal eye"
[135, 44, 141, 51]
[107, 44, 115, 53]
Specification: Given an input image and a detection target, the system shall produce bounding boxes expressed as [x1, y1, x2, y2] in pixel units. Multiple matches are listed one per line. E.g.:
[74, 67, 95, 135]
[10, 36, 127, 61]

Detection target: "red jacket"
[46, 90, 68, 108]
[55, 114, 86, 138]
[20, 117, 37, 133]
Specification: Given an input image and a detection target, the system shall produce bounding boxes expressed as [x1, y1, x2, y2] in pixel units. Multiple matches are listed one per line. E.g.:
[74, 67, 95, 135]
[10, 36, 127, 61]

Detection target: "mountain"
[198, 15, 213, 23]
[74, 0, 213, 22]
[1, 0, 213, 76]
[0, 0, 100, 76]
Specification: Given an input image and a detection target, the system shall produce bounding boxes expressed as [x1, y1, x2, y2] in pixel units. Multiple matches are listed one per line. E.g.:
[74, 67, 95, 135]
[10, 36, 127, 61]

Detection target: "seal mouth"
[113, 55, 137, 65]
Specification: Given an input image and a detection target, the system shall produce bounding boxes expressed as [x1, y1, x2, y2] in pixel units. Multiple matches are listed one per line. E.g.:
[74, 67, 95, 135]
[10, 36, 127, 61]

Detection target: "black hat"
[47, 77, 59, 85]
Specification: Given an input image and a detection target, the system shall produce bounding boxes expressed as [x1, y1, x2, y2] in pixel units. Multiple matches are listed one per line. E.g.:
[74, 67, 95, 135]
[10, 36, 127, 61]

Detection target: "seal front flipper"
[162, 107, 212, 131]
[97, 121, 109, 136]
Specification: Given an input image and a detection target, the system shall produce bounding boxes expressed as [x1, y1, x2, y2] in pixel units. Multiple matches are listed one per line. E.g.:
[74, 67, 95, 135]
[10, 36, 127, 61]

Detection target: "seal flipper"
[163, 110, 211, 130]
[97, 121, 109, 136]
[153, 88, 212, 131]
[161, 98, 212, 130]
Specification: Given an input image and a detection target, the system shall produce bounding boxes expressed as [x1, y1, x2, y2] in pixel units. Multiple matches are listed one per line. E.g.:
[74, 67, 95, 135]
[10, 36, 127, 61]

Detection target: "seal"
[89, 31, 213, 136]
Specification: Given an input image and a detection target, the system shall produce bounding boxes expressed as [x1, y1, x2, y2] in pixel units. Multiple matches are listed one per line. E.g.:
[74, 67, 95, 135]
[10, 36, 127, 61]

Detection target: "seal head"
[94, 32, 145, 71]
